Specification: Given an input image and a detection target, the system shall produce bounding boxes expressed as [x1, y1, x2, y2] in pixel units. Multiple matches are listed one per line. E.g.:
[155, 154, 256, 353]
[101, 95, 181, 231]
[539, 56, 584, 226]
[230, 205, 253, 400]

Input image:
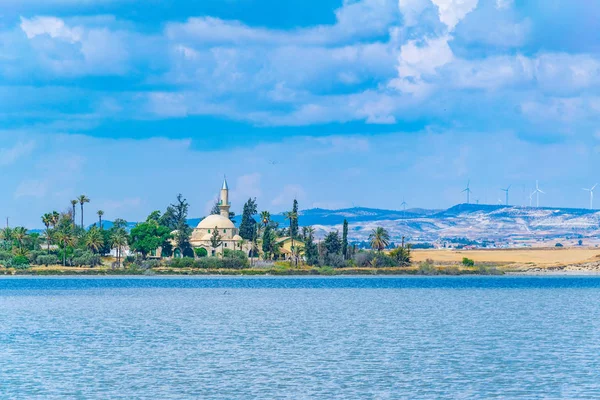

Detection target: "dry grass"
[412, 247, 600, 267]
[29, 265, 112, 272]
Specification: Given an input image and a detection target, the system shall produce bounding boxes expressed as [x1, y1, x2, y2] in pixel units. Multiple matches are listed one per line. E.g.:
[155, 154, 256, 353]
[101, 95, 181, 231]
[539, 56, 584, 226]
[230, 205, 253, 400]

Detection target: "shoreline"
[3, 268, 600, 277]
[2, 272, 600, 278]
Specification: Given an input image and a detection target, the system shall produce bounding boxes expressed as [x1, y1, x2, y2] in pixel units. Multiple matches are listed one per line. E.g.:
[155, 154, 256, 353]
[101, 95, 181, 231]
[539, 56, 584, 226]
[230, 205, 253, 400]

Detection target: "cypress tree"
[239, 198, 257, 240]
[262, 224, 273, 260]
[342, 219, 348, 259]
[304, 231, 319, 266]
[290, 199, 299, 238]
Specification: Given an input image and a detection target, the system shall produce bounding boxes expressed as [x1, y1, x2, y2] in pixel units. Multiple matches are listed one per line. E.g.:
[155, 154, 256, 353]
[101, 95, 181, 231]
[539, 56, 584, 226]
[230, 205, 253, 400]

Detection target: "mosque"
[189, 178, 251, 256]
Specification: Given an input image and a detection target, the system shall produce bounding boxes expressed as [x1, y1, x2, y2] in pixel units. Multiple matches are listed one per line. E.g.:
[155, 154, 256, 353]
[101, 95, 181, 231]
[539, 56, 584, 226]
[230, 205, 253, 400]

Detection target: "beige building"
[190, 178, 250, 256]
[275, 237, 305, 260]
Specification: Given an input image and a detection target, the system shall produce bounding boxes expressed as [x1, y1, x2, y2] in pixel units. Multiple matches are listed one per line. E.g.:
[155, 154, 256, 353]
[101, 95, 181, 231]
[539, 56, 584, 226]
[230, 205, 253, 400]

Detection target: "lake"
[1, 276, 600, 399]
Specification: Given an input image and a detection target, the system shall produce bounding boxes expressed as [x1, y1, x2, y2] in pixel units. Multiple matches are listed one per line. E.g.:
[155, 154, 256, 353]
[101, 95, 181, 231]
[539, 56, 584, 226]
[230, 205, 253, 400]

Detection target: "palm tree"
[42, 213, 53, 254]
[369, 227, 390, 252]
[303, 226, 315, 241]
[55, 229, 76, 266]
[291, 245, 304, 267]
[0, 227, 13, 251]
[97, 210, 104, 229]
[284, 211, 297, 235]
[260, 211, 271, 227]
[70, 200, 78, 225]
[50, 211, 60, 228]
[78, 195, 90, 229]
[12, 227, 27, 255]
[85, 227, 104, 253]
[111, 231, 128, 267]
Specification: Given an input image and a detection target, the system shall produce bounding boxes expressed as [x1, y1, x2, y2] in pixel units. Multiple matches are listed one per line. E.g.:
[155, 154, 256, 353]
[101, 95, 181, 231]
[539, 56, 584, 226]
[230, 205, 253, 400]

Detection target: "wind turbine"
[533, 180, 545, 208]
[462, 180, 472, 204]
[529, 191, 535, 207]
[400, 198, 408, 221]
[501, 185, 511, 206]
[583, 184, 597, 210]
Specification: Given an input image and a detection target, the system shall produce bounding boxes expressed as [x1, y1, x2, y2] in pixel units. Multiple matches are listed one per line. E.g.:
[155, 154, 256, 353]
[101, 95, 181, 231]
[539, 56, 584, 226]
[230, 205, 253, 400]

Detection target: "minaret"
[219, 177, 230, 219]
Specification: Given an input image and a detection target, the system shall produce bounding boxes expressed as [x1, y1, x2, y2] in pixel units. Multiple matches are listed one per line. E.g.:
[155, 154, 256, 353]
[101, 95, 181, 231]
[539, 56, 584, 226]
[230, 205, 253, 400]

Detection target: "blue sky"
[1, 0, 600, 227]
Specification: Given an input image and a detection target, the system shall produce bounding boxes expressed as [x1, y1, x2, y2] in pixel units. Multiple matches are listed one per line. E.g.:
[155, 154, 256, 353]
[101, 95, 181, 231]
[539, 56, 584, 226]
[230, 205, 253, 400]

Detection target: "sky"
[2, 0, 600, 228]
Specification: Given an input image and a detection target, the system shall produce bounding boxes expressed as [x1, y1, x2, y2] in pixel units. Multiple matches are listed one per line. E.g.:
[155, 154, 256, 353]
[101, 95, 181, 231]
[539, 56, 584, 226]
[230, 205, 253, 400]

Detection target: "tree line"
[0, 193, 412, 270]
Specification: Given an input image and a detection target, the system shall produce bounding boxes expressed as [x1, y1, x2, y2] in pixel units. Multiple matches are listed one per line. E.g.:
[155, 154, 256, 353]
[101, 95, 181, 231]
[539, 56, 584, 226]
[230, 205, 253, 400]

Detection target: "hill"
[68, 204, 599, 245]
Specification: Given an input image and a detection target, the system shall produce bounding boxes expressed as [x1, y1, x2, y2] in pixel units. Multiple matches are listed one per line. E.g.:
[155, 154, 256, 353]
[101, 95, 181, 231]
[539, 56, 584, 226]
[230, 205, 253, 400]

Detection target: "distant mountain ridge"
[301, 204, 600, 243]
[75, 204, 600, 244]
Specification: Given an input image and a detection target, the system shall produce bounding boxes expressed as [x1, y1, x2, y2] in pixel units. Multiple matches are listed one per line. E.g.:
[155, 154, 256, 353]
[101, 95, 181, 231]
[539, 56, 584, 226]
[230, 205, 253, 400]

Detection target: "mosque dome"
[196, 214, 235, 230]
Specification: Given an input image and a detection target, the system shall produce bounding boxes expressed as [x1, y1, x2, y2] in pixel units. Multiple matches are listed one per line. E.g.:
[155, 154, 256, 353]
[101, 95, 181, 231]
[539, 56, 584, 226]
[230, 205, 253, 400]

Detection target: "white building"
[189, 178, 248, 256]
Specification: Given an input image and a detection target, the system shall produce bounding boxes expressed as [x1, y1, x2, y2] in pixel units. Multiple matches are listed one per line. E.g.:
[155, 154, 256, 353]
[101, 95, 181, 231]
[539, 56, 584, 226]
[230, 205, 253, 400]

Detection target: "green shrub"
[157, 255, 251, 270]
[140, 260, 161, 270]
[223, 249, 249, 266]
[555, 243, 564, 248]
[462, 257, 475, 267]
[194, 247, 208, 258]
[219, 257, 247, 269]
[0, 251, 12, 263]
[353, 251, 375, 267]
[317, 266, 336, 275]
[442, 266, 461, 275]
[477, 265, 504, 275]
[36, 254, 59, 266]
[8, 255, 30, 269]
[28, 250, 45, 264]
[373, 254, 397, 267]
[195, 257, 221, 269]
[389, 244, 412, 266]
[71, 249, 101, 267]
[417, 260, 438, 275]
[321, 253, 346, 268]
[168, 257, 195, 269]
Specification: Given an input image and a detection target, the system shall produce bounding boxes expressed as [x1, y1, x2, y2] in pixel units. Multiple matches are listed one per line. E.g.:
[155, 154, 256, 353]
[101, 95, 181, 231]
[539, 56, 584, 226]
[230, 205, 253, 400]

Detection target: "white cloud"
[495, 0, 513, 9]
[20, 16, 82, 42]
[233, 173, 262, 202]
[398, 0, 431, 26]
[430, 0, 479, 31]
[18, 16, 133, 76]
[0, 140, 36, 166]
[446, 54, 532, 90]
[334, 0, 399, 38]
[14, 179, 48, 198]
[520, 97, 591, 125]
[166, 0, 398, 47]
[313, 136, 371, 154]
[311, 201, 352, 210]
[390, 34, 454, 94]
[99, 197, 142, 215]
[4, 0, 600, 143]
[534, 53, 600, 94]
[271, 184, 306, 208]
